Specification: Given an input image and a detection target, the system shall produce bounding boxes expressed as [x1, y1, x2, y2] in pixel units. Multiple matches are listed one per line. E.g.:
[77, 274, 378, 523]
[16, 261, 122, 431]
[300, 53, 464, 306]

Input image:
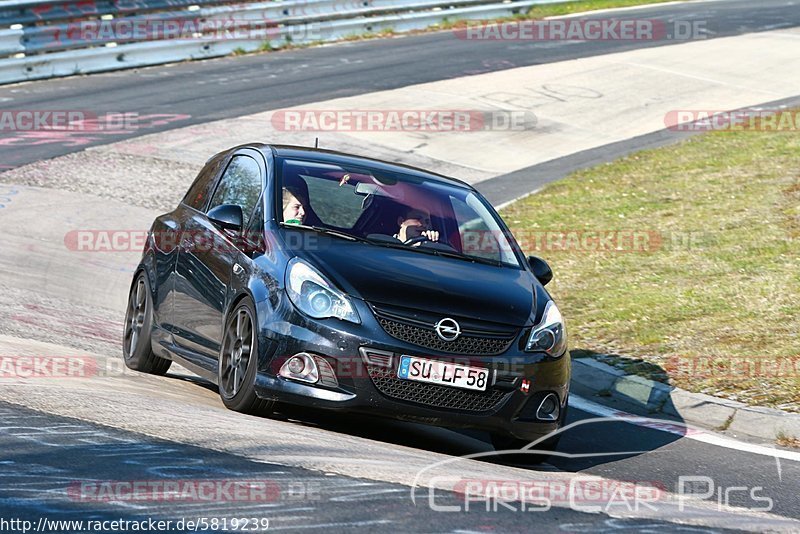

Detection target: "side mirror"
[528, 256, 553, 286]
[207, 204, 244, 232]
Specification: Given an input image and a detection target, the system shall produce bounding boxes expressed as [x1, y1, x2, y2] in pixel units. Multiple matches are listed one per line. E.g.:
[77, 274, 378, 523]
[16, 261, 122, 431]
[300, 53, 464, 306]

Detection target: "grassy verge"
[235, 0, 684, 57]
[526, 0, 682, 18]
[435, 0, 681, 30]
[777, 432, 800, 448]
[501, 120, 800, 412]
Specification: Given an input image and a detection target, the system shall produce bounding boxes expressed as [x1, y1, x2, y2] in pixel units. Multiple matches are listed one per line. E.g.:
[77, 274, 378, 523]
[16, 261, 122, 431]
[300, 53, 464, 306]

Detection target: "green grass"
[501, 124, 800, 411]
[527, 0, 681, 18]
[433, 0, 682, 31]
[341, 27, 397, 41]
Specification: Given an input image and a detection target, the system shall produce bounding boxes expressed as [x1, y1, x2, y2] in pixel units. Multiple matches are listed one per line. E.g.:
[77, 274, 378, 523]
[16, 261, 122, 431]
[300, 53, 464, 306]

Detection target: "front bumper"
[253, 295, 570, 441]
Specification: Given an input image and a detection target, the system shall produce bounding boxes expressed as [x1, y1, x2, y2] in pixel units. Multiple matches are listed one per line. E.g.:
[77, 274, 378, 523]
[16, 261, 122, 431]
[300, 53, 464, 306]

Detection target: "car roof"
[246, 144, 475, 191]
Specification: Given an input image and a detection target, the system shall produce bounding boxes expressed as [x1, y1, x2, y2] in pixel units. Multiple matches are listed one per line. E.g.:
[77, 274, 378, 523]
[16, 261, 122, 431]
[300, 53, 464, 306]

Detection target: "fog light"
[279, 353, 319, 383]
[288, 357, 305, 374]
[536, 393, 560, 421]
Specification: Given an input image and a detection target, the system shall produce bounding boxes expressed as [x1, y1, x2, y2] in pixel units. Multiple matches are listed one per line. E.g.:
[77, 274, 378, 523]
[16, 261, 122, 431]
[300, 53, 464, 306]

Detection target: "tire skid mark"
[9, 302, 120, 345]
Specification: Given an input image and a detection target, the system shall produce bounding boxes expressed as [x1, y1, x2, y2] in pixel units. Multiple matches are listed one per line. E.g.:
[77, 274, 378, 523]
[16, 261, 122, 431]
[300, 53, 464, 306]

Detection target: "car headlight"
[285, 258, 360, 324]
[525, 301, 567, 356]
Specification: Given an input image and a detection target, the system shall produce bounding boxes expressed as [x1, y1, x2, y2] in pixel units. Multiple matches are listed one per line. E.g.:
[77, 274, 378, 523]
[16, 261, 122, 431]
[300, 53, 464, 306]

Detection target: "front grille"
[372, 305, 518, 356]
[367, 364, 509, 412]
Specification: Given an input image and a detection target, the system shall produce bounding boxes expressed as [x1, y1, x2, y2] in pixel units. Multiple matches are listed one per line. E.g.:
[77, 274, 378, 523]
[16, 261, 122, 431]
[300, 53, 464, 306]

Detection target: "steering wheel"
[404, 235, 430, 246]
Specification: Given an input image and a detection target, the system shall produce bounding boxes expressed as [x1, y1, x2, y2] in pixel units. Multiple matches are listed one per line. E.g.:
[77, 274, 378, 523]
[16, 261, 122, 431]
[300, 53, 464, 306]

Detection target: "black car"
[123, 144, 570, 458]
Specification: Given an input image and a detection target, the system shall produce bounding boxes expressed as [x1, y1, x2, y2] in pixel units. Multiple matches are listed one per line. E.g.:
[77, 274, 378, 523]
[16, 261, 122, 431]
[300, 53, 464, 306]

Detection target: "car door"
[153, 154, 226, 335]
[172, 150, 265, 361]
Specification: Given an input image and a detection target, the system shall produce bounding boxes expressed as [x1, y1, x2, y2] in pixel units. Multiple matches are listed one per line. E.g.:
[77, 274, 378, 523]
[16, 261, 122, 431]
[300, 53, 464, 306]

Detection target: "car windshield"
[276, 156, 521, 267]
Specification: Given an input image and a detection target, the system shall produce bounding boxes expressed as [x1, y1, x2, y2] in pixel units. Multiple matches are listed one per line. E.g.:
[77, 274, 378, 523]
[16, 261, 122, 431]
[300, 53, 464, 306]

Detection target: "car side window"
[450, 194, 519, 266]
[207, 155, 263, 229]
[451, 196, 502, 262]
[183, 156, 223, 211]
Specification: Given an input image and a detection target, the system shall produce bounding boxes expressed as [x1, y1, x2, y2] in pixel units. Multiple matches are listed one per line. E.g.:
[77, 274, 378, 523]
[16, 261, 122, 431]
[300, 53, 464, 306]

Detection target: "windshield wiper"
[363, 235, 406, 248]
[428, 249, 505, 267]
[363, 235, 506, 266]
[283, 227, 508, 266]
[280, 223, 366, 242]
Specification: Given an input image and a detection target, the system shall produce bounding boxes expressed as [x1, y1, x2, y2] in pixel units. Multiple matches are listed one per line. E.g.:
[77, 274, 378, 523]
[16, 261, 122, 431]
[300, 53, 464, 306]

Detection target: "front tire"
[123, 272, 171, 375]
[218, 298, 274, 415]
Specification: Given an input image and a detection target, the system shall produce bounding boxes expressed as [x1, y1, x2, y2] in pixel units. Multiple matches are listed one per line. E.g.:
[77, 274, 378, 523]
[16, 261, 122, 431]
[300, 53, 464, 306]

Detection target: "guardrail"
[0, 0, 567, 85]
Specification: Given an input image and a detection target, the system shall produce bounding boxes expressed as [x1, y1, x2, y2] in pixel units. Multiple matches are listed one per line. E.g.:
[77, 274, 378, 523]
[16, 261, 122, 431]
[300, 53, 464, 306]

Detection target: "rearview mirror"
[207, 204, 244, 232]
[528, 256, 553, 286]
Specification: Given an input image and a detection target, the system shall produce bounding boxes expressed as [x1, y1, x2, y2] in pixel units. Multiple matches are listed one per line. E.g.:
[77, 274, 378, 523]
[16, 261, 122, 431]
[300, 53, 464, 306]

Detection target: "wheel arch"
[131, 247, 158, 294]
[226, 290, 256, 318]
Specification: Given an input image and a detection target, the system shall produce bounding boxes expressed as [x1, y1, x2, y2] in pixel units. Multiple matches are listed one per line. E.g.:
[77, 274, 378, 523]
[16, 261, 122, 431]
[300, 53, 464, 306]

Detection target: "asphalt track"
[0, 0, 799, 171]
[0, 0, 799, 531]
[0, 401, 749, 533]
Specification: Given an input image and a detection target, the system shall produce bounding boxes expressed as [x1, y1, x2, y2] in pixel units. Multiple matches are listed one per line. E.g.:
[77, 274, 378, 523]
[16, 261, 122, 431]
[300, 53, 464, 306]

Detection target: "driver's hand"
[421, 230, 439, 242]
[411, 230, 439, 247]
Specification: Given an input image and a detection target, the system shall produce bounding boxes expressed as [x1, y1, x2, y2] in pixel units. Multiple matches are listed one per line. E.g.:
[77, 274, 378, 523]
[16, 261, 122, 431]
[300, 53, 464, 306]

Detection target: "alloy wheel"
[124, 277, 147, 358]
[220, 306, 254, 399]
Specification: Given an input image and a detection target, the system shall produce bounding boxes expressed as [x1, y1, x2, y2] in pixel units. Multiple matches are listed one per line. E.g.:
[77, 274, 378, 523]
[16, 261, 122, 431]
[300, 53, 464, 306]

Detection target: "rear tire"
[123, 272, 172, 375]
[218, 298, 274, 415]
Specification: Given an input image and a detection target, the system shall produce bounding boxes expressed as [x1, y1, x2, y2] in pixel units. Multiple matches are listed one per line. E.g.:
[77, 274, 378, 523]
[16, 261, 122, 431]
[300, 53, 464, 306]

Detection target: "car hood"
[292, 238, 535, 327]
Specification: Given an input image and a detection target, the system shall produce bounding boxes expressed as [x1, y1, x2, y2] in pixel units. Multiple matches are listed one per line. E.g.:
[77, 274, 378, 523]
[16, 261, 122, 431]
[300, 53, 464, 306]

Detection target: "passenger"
[395, 207, 439, 244]
[282, 187, 306, 225]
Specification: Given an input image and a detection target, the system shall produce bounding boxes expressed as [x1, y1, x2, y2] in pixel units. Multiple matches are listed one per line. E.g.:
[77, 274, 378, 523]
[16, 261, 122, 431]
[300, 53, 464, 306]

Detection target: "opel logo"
[434, 318, 461, 342]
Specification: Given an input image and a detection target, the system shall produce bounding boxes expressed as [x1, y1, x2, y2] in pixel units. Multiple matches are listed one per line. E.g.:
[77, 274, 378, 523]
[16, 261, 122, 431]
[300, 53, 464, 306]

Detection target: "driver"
[395, 207, 439, 244]
[282, 187, 307, 225]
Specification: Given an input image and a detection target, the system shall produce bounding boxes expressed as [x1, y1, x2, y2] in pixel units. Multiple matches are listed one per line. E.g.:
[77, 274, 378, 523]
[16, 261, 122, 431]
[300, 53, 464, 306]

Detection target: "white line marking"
[570, 395, 800, 462]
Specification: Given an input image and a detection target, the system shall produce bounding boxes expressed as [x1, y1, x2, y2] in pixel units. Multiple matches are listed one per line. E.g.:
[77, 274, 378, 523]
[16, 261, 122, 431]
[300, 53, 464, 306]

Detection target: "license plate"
[397, 356, 489, 392]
